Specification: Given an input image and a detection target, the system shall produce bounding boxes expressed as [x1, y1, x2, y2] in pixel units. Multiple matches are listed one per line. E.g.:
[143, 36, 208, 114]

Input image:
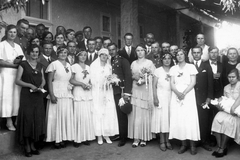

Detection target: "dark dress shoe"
[212, 151, 218, 156]
[83, 141, 90, 146]
[201, 144, 212, 151]
[159, 143, 167, 151]
[215, 152, 225, 158]
[118, 140, 126, 147]
[60, 142, 66, 148]
[31, 149, 40, 155]
[178, 146, 188, 154]
[54, 143, 61, 149]
[190, 146, 197, 155]
[25, 151, 32, 157]
[73, 142, 81, 148]
[166, 142, 173, 150]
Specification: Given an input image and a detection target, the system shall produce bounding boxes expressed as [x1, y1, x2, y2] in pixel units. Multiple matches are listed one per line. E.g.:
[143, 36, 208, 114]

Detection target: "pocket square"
[202, 70, 206, 72]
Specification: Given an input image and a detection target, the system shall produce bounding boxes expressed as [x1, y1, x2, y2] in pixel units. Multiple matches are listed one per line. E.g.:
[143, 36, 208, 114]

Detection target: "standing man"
[66, 41, 77, 65]
[188, 33, 209, 63]
[108, 43, 132, 147]
[103, 38, 112, 48]
[85, 38, 98, 66]
[192, 46, 213, 151]
[94, 36, 103, 51]
[36, 23, 46, 43]
[39, 42, 56, 107]
[79, 26, 92, 50]
[161, 42, 170, 53]
[146, 41, 162, 68]
[144, 33, 155, 56]
[206, 46, 223, 146]
[118, 33, 137, 65]
[170, 45, 178, 65]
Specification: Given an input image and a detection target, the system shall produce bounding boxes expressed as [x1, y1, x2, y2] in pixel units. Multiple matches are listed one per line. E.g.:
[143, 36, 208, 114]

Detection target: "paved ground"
[1, 139, 240, 160]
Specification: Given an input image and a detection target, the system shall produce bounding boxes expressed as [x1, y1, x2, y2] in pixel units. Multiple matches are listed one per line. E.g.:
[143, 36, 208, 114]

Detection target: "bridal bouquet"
[106, 73, 120, 86]
[211, 96, 240, 117]
[137, 67, 153, 89]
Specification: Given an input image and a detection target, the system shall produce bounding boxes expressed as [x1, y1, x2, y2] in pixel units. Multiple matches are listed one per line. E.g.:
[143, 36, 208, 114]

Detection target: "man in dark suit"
[38, 42, 56, 107]
[192, 46, 214, 151]
[146, 41, 162, 68]
[144, 33, 155, 56]
[206, 46, 223, 146]
[66, 41, 77, 65]
[85, 38, 98, 66]
[108, 43, 132, 147]
[78, 26, 92, 50]
[118, 33, 137, 65]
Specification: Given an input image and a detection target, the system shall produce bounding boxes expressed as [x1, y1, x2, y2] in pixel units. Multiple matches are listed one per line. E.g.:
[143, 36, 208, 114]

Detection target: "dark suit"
[38, 54, 56, 108]
[194, 61, 214, 144]
[77, 39, 87, 50]
[111, 55, 132, 140]
[118, 46, 137, 65]
[85, 52, 98, 66]
[206, 60, 224, 144]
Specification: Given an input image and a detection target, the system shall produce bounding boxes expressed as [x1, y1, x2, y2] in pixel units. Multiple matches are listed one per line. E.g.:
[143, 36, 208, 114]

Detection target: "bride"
[90, 48, 119, 144]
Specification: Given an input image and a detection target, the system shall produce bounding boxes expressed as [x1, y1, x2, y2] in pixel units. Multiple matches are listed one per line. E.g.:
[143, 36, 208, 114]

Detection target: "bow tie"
[211, 61, 217, 65]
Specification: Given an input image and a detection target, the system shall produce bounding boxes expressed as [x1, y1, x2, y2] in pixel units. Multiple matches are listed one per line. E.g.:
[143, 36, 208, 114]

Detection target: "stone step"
[0, 129, 17, 155]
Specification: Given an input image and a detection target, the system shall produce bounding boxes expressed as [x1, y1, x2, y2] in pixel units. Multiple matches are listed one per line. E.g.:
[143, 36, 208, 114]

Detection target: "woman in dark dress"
[16, 44, 46, 157]
[222, 48, 239, 87]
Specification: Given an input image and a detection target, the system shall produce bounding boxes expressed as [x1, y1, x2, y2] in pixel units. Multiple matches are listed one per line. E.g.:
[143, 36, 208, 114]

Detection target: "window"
[23, 0, 52, 32]
[26, 0, 49, 20]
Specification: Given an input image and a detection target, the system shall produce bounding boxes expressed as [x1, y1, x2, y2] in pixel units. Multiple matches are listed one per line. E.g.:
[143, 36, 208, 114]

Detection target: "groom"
[108, 43, 132, 147]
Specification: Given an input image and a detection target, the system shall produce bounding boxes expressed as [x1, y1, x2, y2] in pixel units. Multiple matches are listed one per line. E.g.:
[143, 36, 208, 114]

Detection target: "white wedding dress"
[90, 58, 119, 136]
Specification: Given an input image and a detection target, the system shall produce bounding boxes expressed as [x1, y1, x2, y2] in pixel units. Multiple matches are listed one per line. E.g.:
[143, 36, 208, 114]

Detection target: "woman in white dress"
[211, 69, 240, 158]
[169, 49, 200, 155]
[90, 48, 119, 145]
[152, 52, 173, 151]
[45, 46, 74, 148]
[70, 50, 95, 147]
[0, 24, 24, 131]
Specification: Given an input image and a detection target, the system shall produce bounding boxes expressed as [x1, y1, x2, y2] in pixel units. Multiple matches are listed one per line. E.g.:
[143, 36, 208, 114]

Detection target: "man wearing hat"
[108, 43, 132, 147]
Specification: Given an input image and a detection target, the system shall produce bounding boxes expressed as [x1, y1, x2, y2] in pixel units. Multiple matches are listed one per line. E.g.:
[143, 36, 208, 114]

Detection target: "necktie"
[90, 54, 93, 63]
[195, 61, 199, 69]
[211, 61, 217, 65]
[127, 47, 131, 56]
[48, 57, 51, 63]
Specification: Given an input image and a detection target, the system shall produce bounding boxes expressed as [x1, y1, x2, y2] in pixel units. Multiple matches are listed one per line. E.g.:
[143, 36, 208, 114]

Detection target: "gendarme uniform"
[111, 54, 132, 142]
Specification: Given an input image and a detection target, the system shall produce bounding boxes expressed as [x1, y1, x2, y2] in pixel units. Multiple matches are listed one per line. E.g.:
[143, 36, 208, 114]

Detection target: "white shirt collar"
[43, 54, 50, 61]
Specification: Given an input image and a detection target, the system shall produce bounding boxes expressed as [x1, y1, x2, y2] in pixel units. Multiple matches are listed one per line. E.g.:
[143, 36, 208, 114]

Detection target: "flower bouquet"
[106, 73, 120, 86]
[137, 67, 153, 89]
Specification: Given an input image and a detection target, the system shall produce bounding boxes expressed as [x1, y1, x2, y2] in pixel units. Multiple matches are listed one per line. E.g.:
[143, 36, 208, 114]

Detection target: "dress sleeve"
[189, 64, 198, 75]
[169, 66, 175, 76]
[71, 64, 77, 74]
[154, 68, 160, 78]
[0, 42, 4, 60]
[46, 61, 56, 73]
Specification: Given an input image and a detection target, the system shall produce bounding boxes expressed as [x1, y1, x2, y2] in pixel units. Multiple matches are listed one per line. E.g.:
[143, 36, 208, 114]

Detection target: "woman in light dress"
[211, 69, 240, 158]
[169, 49, 200, 155]
[70, 50, 95, 147]
[128, 44, 156, 147]
[0, 24, 24, 131]
[45, 46, 74, 148]
[152, 52, 173, 151]
[90, 48, 119, 145]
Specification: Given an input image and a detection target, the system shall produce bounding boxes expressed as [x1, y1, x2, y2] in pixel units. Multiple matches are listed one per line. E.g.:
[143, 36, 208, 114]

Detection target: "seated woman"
[211, 68, 240, 158]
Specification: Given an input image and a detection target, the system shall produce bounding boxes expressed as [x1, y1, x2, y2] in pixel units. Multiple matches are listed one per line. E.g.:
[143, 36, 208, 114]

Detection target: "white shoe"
[104, 136, 112, 144]
[97, 136, 103, 145]
[6, 124, 16, 131]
